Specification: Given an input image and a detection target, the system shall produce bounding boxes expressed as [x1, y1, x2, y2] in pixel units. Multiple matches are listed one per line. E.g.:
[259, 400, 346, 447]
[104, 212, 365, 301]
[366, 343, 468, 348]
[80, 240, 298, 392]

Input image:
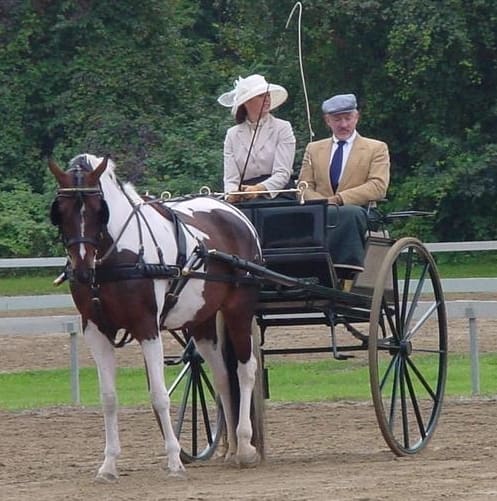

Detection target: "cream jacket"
[223, 114, 296, 193]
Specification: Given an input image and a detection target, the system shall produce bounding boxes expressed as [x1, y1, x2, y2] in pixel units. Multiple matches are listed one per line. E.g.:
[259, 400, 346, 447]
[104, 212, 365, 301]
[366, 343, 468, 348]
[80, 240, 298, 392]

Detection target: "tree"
[2, 0, 497, 256]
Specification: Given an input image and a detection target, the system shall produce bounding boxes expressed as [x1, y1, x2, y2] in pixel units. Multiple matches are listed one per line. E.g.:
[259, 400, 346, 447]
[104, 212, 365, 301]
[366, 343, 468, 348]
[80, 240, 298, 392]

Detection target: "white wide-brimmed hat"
[217, 74, 288, 115]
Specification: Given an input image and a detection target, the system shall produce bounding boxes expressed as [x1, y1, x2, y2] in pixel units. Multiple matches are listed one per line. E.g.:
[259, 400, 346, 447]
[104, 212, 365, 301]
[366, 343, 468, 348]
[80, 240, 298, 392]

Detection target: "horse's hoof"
[236, 451, 261, 469]
[95, 471, 119, 483]
[223, 452, 237, 465]
[167, 469, 187, 480]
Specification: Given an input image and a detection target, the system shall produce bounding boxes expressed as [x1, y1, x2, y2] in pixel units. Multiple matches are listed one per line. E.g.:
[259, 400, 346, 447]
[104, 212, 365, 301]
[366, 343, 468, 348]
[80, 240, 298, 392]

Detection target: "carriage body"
[170, 197, 448, 460]
[243, 198, 447, 456]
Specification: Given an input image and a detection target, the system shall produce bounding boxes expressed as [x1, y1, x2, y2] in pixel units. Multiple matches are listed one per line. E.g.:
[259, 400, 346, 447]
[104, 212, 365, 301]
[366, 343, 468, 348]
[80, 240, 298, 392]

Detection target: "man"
[298, 93, 390, 275]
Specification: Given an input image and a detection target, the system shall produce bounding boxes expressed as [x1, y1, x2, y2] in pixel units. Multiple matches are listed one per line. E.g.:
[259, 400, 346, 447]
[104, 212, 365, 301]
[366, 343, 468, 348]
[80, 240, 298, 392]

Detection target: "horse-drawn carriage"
[49, 154, 447, 481]
[164, 194, 447, 462]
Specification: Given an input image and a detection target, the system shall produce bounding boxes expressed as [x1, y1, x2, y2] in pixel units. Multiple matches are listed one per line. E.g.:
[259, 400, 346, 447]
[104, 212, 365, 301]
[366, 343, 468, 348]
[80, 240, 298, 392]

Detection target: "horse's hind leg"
[141, 335, 186, 478]
[233, 342, 258, 466]
[84, 321, 121, 482]
[221, 309, 261, 467]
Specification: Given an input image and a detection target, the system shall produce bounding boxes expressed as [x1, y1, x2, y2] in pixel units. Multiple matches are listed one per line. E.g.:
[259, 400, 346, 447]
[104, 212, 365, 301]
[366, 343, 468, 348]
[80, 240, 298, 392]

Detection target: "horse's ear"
[50, 199, 61, 226]
[88, 155, 109, 185]
[48, 157, 66, 185]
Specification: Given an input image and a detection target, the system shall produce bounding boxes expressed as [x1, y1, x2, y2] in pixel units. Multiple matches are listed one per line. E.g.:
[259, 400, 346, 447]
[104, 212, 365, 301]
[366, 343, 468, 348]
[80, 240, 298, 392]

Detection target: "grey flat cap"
[322, 93, 357, 114]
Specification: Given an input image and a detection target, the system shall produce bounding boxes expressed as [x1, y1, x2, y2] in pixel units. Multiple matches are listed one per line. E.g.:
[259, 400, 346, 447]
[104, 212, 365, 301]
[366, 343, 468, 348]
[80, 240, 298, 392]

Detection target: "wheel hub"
[399, 339, 412, 356]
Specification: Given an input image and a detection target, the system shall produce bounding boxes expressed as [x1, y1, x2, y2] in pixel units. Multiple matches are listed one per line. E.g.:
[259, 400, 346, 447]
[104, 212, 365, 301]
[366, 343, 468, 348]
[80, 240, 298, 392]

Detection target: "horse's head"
[49, 155, 110, 284]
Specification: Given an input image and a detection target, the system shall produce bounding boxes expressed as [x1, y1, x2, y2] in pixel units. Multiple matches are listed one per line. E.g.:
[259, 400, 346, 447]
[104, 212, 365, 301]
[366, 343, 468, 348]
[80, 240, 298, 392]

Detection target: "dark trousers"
[327, 205, 376, 271]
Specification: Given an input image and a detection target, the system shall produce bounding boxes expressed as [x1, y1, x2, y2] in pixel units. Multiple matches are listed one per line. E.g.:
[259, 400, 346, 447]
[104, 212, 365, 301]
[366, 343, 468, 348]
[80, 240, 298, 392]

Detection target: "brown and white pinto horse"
[49, 153, 264, 481]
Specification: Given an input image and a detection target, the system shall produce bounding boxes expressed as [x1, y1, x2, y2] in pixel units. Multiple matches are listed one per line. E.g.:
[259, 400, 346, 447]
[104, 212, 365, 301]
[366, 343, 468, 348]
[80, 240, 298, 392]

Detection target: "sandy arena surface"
[1, 319, 496, 500]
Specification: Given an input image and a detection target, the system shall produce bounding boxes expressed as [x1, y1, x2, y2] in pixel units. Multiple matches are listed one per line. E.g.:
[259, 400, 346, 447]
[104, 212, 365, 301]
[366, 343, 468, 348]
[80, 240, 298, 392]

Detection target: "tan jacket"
[298, 133, 390, 206]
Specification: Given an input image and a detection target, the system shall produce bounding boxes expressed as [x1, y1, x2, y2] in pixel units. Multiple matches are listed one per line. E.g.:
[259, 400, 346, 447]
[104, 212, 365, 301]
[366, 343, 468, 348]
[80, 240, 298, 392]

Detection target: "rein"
[237, 83, 270, 191]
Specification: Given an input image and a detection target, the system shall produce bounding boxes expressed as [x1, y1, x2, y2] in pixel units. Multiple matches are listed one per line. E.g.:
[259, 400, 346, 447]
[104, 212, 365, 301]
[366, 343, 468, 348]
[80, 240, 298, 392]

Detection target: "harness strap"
[154, 205, 190, 327]
[183, 270, 257, 286]
[167, 206, 187, 268]
[89, 284, 127, 346]
[95, 263, 181, 282]
[159, 246, 205, 327]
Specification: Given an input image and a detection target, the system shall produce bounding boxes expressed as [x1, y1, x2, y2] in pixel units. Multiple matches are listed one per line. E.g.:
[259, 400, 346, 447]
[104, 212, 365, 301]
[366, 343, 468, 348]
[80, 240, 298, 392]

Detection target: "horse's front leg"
[141, 336, 186, 478]
[84, 321, 120, 482]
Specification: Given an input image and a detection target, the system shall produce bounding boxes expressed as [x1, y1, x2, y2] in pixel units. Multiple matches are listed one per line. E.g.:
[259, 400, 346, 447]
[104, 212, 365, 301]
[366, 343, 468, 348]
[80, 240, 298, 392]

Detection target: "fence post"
[65, 321, 80, 404]
[465, 307, 480, 396]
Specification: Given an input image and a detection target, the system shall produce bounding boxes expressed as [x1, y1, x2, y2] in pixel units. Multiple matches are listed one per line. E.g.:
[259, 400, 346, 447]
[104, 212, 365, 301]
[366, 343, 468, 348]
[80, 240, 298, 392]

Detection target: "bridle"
[50, 165, 109, 251]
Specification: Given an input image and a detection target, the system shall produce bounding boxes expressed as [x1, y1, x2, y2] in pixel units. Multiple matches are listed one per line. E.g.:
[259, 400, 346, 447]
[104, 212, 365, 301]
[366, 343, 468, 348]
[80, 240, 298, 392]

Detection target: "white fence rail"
[1, 241, 496, 401]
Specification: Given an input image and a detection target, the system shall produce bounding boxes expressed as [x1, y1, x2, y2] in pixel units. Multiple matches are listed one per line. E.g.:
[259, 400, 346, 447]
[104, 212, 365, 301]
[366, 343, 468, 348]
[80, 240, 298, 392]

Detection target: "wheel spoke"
[404, 363, 427, 440]
[168, 329, 188, 349]
[406, 300, 440, 341]
[400, 248, 413, 330]
[399, 359, 410, 449]
[191, 366, 198, 456]
[199, 365, 217, 398]
[380, 351, 399, 392]
[382, 298, 400, 342]
[167, 362, 191, 394]
[387, 355, 401, 428]
[404, 262, 429, 331]
[391, 261, 402, 336]
[405, 356, 437, 400]
[197, 369, 215, 446]
[175, 371, 193, 438]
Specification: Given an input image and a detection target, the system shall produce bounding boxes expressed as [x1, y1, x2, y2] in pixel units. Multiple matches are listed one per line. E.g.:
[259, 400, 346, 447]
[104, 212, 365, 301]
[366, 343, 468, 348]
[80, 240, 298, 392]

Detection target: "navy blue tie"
[330, 140, 346, 192]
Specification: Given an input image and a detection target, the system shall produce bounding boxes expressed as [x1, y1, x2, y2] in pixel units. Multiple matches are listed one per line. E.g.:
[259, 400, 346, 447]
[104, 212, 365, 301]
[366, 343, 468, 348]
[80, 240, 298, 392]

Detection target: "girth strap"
[95, 263, 181, 282]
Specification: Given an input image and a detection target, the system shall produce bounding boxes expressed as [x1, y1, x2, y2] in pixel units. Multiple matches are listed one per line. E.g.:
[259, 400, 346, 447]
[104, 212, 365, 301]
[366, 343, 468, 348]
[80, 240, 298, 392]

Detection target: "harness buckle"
[170, 266, 182, 279]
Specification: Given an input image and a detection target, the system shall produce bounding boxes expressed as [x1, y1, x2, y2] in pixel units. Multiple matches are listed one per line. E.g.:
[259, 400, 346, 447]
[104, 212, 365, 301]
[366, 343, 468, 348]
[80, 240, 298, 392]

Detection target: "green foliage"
[0, 179, 60, 257]
[2, 0, 497, 256]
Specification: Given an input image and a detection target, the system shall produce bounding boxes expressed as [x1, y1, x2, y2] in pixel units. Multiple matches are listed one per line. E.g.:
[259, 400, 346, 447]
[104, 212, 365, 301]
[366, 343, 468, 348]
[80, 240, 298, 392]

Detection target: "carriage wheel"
[165, 333, 224, 463]
[368, 237, 448, 456]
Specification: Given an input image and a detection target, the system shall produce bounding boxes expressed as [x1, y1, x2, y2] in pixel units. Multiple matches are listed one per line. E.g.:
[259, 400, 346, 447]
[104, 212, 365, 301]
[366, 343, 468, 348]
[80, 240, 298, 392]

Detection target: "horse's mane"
[72, 153, 143, 205]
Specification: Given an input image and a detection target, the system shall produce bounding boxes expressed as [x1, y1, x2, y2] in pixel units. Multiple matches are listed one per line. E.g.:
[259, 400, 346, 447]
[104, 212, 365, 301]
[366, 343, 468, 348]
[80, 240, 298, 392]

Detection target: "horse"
[48, 153, 265, 481]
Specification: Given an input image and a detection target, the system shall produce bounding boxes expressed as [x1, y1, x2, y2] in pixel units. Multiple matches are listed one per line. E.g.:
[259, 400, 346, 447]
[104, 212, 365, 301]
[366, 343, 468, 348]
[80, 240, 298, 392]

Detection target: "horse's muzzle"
[74, 267, 95, 284]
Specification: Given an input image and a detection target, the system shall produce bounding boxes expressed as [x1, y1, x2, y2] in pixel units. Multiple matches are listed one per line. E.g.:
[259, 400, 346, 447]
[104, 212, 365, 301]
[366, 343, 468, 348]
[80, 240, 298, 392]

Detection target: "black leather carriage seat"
[238, 199, 328, 255]
[237, 199, 338, 310]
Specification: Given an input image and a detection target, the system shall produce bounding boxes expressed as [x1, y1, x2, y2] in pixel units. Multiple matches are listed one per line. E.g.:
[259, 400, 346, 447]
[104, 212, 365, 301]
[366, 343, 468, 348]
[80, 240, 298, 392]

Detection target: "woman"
[217, 74, 296, 202]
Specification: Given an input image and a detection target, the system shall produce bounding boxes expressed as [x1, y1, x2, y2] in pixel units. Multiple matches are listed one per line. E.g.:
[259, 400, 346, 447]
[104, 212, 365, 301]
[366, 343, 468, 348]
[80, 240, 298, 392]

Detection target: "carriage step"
[333, 353, 355, 361]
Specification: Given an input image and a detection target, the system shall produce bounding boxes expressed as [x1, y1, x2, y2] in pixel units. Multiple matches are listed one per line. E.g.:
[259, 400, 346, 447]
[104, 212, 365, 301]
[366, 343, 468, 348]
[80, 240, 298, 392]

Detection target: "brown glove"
[241, 183, 265, 200]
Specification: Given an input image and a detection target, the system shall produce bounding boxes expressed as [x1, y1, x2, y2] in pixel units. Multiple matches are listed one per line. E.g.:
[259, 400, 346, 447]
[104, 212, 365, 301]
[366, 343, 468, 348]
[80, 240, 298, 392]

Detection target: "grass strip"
[1, 354, 496, 411]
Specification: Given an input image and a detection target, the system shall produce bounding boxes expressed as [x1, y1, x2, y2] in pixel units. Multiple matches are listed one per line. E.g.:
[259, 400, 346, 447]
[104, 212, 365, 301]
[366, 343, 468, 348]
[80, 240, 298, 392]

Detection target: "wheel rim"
[166, 336, 224, 463]
[369, 237, 448, 455]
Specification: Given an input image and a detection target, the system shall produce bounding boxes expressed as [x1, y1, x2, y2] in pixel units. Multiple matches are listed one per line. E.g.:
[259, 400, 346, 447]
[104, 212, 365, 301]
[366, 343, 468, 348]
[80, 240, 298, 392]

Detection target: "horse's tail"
[216, 313, 266, 459]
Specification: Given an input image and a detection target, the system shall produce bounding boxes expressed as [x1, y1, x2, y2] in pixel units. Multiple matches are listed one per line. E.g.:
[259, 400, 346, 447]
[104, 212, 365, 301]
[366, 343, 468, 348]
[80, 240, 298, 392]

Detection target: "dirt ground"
[1, 320, 497, 500]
